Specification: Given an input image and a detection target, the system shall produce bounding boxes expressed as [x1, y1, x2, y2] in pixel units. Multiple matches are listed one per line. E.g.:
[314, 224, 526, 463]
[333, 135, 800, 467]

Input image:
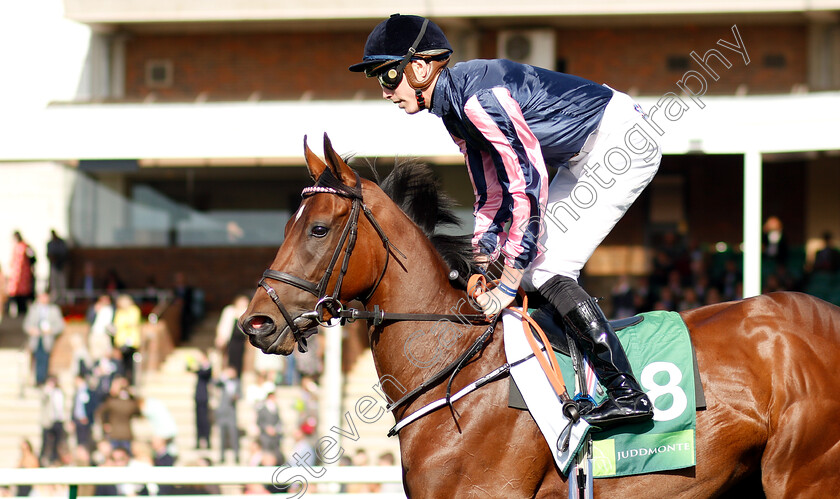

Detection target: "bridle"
[257, 167, 399, 351]
[254, 167, 491, 353]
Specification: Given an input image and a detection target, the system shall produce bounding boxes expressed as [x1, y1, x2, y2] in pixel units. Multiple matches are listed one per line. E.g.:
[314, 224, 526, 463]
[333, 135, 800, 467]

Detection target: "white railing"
[0, 466, 405, 499]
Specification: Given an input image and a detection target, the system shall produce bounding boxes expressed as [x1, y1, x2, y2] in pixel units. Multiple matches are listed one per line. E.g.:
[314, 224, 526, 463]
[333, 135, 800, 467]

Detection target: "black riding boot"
[561, 298, 654, 429]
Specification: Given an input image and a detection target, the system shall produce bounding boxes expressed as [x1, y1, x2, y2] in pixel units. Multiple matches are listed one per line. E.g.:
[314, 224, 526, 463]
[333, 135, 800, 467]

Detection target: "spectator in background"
[256, 390, 284, 463]
[23, 292, 65, 386]
[216, 366, 242, 464]
[762, 216, 789, 267]
[164, 457, 221, 496]
[666, 269, 685, 300]
[346, 449, 375, 493]
[245, 439, 266, 467]
[138, 397, 178, 457]
[113, 294, 141, 385]
[69, 333, 93, 379]
[142, 276, 160, 307]
[654, 287, 676, 311]
[294, 377, 320, 431]
[631, 276, 655, 313]
[254, 347, 285, 386]
[763, 273, 785, 294]
[39, 376, 66, 465]
[92, 446, 121, 496]
[173, 271, 196, 342]
[375, 452, 403, 494]
[215, 294, 249, 378]
[187, 349, 213, 450]
[116, 445, 151, 497]
[80, 261, 97, 301]
[89, 348, 120, 416]
[286, 426, 316, 469]
[91, 439, 113, 468]
[678, 287, 702, 312]
[610, 275, 636, 319]
[7, 231, 35, 317]
[0, 263, 7, 323]
[648, 249, 673, 298]
[88, 294, 115, 363]
[16, 439, 40, 497]
[772, 263, 799, 292]
[46, 229, 69, 305]
[95, 376, 141, 454]
[103, 269, 125, 296]
[293, 335, 323, 384]
[70, 374, 95, 451]
[691, 274, 712, 305]
[704, 286, 723, 305]
[717, 259, 742, 301]
[151, 436, 176, 467]
[813, 231, 840, 273]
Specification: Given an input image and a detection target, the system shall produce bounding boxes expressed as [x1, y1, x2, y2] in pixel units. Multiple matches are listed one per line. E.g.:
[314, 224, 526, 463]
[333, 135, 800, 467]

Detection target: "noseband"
[257, 168, 399, 351]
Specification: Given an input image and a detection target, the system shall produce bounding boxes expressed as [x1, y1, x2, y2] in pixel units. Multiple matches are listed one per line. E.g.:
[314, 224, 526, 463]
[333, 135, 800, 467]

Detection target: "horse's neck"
[364, 231, 489, 405]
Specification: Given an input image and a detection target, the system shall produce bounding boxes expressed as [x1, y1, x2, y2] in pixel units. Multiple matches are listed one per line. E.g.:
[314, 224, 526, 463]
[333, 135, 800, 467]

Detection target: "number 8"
[640, 361, 688, 422]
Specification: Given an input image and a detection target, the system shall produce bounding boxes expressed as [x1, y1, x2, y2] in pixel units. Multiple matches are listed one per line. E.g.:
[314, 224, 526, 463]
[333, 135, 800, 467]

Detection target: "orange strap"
[467, 274, 570, 400]
[467, 273, 488, 300]
[511, 294, 570, 401]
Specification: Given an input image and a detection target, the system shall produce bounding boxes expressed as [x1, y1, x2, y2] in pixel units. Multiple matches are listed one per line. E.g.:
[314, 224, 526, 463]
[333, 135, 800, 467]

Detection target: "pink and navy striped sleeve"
[462, 87, 549, 270]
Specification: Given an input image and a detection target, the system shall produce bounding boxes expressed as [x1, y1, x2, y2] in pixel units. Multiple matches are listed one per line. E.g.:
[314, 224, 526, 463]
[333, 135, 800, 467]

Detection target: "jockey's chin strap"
[415, 89, 426, 111]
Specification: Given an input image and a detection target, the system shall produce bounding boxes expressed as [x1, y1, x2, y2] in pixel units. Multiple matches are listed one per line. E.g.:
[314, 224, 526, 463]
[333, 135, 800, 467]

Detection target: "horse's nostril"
[245, 315, 274, 333]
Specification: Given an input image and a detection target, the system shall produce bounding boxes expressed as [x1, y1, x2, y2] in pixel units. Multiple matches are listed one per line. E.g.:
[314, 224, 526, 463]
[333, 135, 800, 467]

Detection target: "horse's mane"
[372, 161, 478, 283]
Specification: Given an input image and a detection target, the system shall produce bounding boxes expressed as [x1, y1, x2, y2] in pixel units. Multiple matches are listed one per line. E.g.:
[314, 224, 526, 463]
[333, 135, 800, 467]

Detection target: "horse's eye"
[310, 225, 329, 238]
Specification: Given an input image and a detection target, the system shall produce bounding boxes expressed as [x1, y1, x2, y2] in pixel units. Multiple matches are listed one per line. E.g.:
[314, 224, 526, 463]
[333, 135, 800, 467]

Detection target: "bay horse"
[240, 134, 840, 498]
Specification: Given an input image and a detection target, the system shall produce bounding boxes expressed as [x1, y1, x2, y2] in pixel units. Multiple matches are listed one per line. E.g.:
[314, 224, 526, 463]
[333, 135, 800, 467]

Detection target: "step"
[0, 422, 42, 437]
[338, 347, 401, 462]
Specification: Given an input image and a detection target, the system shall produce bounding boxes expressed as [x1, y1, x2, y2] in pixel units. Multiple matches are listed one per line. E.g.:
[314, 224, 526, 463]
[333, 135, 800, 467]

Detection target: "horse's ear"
[303, 135, 327, 181]
[323, 133, 357, 187]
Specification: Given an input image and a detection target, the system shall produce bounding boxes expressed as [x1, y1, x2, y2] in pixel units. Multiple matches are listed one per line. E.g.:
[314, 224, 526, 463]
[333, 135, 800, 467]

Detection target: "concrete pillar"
[743, 150, 763, 298]
[319, 323, 343, 448]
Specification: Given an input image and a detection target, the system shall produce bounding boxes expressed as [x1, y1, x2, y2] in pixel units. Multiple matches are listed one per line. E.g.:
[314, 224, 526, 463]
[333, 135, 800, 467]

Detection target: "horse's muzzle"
[240, 315, 278, 347]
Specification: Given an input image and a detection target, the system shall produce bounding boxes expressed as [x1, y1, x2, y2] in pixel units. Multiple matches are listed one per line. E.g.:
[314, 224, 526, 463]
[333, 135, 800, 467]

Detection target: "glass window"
[70, 166, 306, 247]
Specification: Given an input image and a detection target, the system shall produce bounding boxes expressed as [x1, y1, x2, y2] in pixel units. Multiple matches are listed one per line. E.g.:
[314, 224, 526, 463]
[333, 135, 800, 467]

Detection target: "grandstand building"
[1, 0, 839, 306]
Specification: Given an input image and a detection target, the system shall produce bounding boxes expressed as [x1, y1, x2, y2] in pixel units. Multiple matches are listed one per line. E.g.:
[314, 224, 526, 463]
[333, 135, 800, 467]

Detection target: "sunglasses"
[366, 62, 403, 90]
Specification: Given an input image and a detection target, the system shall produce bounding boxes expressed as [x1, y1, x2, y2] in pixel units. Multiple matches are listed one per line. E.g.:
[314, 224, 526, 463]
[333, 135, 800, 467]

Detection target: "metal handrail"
[0, 465, 405, 499]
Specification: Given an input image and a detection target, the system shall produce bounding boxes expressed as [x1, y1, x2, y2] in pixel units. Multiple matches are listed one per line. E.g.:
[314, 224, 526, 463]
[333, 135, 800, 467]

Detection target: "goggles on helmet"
[366, 61, 404, 90]
[364, 18, 430, 91]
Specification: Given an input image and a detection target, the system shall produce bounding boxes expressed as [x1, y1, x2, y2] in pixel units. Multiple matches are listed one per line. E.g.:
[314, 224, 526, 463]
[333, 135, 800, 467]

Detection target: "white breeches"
[526, 89, 662, 290]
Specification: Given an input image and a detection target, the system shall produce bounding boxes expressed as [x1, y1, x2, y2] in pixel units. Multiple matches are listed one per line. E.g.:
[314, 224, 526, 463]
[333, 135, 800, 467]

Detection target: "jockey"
[350, 14, 660, 429]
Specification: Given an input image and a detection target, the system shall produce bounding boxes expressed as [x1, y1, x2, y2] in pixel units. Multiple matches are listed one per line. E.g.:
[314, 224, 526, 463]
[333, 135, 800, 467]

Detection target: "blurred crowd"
[0, 286, 341, 496]
[607, 217, 840, 319]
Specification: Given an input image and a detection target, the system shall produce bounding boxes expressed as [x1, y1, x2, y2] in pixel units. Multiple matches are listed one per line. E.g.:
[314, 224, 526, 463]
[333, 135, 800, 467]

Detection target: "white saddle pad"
[502, 309, 591, 475]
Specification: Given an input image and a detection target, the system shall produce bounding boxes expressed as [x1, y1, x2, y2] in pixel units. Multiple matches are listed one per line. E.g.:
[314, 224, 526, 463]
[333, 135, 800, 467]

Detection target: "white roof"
[1, 92, 838, 164]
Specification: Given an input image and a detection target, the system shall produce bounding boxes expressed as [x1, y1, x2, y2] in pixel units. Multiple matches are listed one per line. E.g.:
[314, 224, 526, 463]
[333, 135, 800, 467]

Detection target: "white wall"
[0, 1, 89, 288]
[0, 162, 78, 291]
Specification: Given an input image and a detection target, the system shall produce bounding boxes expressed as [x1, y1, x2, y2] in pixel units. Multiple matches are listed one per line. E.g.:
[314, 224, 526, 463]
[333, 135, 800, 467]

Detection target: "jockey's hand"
[475, 264, 524, 317]
[475, 287, 516, 316]
[474, 253, 494, 274]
